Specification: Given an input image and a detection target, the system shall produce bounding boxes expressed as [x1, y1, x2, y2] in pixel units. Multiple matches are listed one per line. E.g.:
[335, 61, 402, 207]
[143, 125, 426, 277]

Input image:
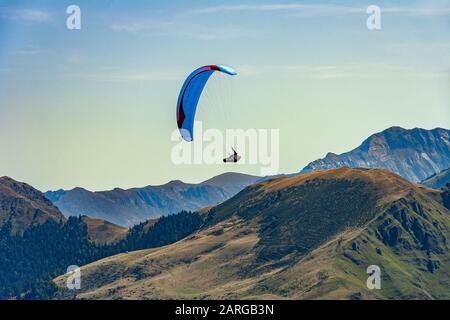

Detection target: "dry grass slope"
[0, 176, 65, 235]
[81, 216, 128, 244]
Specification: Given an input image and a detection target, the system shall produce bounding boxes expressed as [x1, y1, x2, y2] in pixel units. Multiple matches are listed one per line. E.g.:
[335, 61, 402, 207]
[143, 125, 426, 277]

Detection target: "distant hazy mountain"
[421, 168, 450, 189]
[0, 176, 65, 235]
[45, 172, 260, 227]
[54, 167, 450, 300]
[300, 127, 450, 183]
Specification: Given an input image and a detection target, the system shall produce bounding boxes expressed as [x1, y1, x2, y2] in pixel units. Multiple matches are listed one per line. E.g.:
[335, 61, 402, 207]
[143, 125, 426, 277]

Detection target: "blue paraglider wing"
[176, 65, 237, 141]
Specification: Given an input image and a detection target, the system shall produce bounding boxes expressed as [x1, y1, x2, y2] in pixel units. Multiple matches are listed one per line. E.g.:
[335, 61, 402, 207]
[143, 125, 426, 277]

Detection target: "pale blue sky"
[0, 0, 449, 191]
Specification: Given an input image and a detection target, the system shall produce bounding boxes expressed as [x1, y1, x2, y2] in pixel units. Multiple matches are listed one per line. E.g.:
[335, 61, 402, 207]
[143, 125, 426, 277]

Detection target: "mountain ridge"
[0, 176, 65, 235]
[421, 168, 450, 189]
[45, 172, 261, 227]
[81, 216, 128, 245]
[300, 127, 450, 183]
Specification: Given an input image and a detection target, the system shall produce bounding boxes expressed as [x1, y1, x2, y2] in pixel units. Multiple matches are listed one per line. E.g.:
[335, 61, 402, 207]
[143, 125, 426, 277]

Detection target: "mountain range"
[44, 127, 450, 228]
[2, 126, 450, 300]
[301, 127, 450, 183]
[54, 167, 450, 300]
[45, 173, 260, 227]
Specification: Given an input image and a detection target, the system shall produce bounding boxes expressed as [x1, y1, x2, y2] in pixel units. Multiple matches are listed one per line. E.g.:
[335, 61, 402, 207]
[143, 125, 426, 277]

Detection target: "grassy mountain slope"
[0, 176, 65, 235]
[54, 167, 450, 300]
[81, 216, 128, 245]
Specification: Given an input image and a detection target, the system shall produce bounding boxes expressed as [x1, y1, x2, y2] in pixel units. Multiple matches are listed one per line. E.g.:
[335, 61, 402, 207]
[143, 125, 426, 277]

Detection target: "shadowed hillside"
[54, 167, 450, 300]
[421, 168, 450, 189]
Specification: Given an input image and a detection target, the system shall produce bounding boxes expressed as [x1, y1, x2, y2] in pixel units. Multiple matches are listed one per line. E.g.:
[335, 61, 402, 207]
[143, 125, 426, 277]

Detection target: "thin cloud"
[189, 4, 363, 15]
[16, 48, 43, 56]
[189, 3, 450, 17]
[72, 69, 185, 82]
[110, 20, 174, 32]
[110, 18, 262, 40]
[238, 63, 449, 80]
[0, 8, 50, 22]
[382, 6, 450, 16]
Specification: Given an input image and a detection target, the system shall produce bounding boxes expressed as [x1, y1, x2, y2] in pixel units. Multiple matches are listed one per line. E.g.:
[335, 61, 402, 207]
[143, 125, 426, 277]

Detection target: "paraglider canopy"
[176, 65, 237, 142]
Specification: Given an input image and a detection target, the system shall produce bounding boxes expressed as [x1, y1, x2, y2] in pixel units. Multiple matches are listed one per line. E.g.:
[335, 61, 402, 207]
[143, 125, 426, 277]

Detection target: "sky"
[0, 0, 449, 191]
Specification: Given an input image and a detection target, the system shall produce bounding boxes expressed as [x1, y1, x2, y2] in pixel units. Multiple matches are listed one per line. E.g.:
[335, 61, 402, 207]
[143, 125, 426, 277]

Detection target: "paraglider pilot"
[223, 148, 240, 163]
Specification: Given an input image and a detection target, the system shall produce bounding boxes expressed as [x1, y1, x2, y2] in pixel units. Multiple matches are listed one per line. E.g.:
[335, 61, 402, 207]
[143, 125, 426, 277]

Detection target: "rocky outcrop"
[301, 127, 450, 183]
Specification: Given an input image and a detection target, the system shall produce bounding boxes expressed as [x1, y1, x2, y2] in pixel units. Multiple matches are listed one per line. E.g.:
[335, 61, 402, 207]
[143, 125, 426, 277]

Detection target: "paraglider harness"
[223, 148, 241, 163]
